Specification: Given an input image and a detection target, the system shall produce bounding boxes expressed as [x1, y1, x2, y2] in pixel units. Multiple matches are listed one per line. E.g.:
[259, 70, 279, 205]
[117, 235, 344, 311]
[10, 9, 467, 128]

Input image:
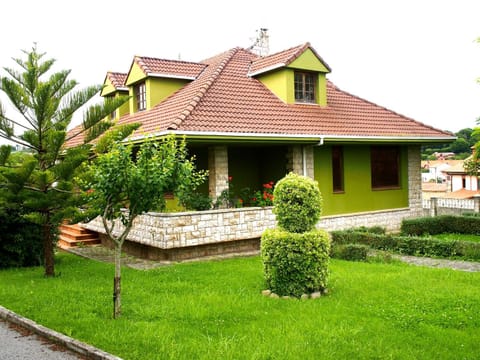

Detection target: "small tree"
[86, 135, 207, 318]
[261, 172, 330, 297]
[0, 45, 128, 276]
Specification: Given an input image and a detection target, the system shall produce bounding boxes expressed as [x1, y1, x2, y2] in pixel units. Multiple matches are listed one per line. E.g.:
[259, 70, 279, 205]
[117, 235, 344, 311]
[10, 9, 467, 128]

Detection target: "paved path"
[0, 320, 81, 360]
[395, 255, 480, 272]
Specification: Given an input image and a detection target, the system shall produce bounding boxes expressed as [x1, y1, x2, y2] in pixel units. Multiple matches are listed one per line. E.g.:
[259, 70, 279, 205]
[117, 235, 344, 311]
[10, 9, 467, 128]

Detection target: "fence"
[422, 196, 480, 216]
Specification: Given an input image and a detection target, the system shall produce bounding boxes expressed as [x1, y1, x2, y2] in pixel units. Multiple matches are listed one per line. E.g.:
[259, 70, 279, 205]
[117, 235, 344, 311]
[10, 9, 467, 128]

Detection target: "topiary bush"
[261, 172, 330, 297]
[261, 228, 330, 297]
[272, 172, 322, 233]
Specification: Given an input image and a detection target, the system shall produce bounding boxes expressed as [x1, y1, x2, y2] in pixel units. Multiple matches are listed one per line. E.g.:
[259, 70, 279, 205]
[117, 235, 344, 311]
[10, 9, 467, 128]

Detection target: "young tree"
[0, 45, 128, 276]
[85, 135, 207, 318]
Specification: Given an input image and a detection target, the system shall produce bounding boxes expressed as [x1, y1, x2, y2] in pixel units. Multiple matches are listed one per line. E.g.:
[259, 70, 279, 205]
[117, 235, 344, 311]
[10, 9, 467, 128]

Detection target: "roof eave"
[125, 130, 457, 145]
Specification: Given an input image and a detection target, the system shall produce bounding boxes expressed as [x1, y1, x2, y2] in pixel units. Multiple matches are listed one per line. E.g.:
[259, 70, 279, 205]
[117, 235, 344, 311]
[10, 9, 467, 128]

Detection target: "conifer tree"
[0, 45, 128, 276]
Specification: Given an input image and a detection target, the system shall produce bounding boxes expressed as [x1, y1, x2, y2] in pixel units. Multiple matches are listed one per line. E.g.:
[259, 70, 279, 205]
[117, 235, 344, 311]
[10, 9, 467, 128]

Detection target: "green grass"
[1, 253, 479, 359]
[434, 233, 480, 243]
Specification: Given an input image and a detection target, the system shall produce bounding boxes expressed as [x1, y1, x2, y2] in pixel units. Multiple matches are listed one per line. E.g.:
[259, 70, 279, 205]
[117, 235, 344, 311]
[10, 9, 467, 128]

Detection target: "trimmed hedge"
[331, 230, 480, 261]
[331, 243, 368, 261]
[261, 228, 330, 297]
[401, 215, 480, 236]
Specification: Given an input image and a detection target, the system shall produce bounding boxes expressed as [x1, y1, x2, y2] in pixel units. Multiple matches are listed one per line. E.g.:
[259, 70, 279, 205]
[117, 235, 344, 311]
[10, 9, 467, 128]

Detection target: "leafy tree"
[0, 45, 128, 276]
[85, 135, 207, 318]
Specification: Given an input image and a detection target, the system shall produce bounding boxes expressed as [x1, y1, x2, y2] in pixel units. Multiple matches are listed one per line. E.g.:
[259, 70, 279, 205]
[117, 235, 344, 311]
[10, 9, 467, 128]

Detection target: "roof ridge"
[136, 55, 204, 66]
[283, 42, 311, 64]
[327, 81, 454, 137]
[167, 48, 240, 130]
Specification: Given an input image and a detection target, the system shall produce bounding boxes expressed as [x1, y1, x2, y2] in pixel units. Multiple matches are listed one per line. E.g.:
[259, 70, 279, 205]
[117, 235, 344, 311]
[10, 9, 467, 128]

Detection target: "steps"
[58, 223, 100, 249]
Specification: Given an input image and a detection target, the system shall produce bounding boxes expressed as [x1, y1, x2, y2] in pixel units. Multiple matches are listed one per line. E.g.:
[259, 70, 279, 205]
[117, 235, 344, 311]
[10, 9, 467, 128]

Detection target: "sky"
[1, 0, 480, 142]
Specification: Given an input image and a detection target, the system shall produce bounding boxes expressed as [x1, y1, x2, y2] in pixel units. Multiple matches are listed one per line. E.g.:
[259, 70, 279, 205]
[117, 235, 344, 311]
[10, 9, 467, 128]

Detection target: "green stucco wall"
[314, 145, 409, 215]
[288, 48, 330, 72]
[257, 69, 289, 103]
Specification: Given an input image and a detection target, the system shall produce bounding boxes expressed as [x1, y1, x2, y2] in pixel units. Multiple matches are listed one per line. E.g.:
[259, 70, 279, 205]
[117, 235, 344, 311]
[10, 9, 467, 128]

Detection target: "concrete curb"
[0, 305, 122, 360]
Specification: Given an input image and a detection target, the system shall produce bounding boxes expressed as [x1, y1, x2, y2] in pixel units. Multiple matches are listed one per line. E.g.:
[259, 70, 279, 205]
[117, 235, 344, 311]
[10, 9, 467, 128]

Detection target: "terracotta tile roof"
[443, 158, 470, 174]
[107, 72, 127, 90]
[249, 42, 331, 75]
[422, 182, 448, 192]
[65, 44, 455, 147]
[133, 56, 206, 79]
[447, 189, 480, 199]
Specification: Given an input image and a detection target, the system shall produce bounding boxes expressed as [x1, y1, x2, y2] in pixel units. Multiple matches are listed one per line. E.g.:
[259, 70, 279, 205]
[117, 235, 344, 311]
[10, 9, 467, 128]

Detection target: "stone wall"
[83, 206, 415, 260]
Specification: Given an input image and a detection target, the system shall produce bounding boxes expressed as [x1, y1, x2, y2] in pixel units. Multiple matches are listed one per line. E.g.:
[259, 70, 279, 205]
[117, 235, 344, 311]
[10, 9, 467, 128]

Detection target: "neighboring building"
[66, 42, 455, 220]
[421, 159, 463, 183]
[443, 157, 480, 198]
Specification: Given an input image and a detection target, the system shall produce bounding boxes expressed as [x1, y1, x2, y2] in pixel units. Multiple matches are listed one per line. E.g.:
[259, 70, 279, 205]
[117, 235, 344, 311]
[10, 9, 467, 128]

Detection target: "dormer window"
[135, 82, 146, 111]
[294, 72, 316, 103]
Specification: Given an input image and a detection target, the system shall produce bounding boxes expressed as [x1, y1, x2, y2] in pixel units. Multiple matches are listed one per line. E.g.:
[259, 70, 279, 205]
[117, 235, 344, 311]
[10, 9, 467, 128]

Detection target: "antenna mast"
[249, 28, 269, 57]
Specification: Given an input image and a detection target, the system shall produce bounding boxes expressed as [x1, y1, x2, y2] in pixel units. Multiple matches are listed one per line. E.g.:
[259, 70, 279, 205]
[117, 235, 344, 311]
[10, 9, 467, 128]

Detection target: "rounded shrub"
[261, 228, 330, 297]
[273, 172, 322, 233]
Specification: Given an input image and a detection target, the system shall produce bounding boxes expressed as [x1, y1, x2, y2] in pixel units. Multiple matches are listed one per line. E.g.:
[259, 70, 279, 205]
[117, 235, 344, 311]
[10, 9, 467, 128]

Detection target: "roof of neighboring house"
[422, 182, 448, 192]
[442, 156, 473, 174]
[65, 44, 455, 148]
[446, 189, 480, 199]
[421, 160, 464, 170]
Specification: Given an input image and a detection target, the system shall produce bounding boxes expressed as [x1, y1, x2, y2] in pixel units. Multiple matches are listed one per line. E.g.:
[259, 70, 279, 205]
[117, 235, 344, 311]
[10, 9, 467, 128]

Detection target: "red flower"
[228, 176, 233, 182]
[263, 183, 272, 189]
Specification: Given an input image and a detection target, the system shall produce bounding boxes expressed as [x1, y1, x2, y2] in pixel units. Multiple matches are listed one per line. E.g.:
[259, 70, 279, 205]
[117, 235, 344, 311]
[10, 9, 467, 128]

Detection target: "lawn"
[0, 253, 479, 359]
[434, 233, 480, 243]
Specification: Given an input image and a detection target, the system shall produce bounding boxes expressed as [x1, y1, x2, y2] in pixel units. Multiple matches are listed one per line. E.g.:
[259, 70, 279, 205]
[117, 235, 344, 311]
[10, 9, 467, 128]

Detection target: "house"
[65, 42, 455, 237]
[443, 157, 480, 198]
[421, 159, 463, 183]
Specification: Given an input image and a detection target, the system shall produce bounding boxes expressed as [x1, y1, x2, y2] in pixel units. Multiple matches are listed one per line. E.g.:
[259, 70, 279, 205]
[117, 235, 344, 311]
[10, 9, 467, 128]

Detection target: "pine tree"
[0, 45, 128, 276]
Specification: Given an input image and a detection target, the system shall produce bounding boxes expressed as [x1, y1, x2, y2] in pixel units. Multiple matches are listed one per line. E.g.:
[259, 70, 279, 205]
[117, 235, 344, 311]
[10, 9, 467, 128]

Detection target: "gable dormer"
[248, 43, 331, 106]
[125, 56, 207, 114]
[100, 72, 129, 121]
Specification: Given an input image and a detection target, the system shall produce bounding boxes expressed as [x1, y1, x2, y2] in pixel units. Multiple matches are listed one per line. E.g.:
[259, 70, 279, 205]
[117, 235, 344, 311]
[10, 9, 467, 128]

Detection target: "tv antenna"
[248, 28, 269, 57]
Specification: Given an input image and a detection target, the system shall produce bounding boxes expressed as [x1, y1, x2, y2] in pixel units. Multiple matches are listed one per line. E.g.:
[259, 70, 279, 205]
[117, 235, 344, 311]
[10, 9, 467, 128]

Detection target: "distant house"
[65, 42, 455, 227]
[443, 157, 480, 198]
[421, 159, 463, 183]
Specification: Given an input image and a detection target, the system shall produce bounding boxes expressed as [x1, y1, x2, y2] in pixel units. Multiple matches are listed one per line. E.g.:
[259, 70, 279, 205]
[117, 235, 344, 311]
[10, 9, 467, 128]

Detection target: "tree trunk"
[43, 217, 55, 277]
[113, 242, 122, 318]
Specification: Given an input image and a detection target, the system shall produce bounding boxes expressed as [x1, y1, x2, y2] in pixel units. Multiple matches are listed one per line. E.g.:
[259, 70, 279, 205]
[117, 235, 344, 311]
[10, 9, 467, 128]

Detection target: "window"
[371, 146, 400, 189]
[294, 72, 316, 103]
[332, 146, 344, 192]
[110, 109, 116, 119]
[135, 82, 146, 111]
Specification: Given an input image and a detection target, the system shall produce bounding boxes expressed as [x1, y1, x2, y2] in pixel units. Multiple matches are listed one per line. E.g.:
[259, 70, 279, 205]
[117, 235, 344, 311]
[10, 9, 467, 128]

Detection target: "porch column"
[286, 145, 314, 179]
[208, 146, 229, 200]
[408, 145, 423, 217]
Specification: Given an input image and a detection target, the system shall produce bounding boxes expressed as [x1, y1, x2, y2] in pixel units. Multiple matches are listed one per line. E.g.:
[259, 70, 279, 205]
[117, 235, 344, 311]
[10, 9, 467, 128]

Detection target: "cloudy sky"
[1, 0, 480, 138]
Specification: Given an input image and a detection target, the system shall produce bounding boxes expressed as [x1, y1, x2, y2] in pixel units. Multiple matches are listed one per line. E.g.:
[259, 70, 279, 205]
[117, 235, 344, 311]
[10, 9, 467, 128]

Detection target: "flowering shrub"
[215, 177, 275, 208]
[251, 181, 274, 207]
